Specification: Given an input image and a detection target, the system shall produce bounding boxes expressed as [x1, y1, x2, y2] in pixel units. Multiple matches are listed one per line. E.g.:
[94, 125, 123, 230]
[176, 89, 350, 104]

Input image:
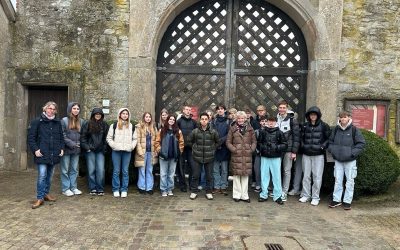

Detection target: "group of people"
[27, 100, 365, 211]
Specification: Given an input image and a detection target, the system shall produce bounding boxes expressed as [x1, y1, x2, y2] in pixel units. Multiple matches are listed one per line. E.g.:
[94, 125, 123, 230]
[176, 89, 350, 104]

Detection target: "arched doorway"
[156, 0, 308, 120]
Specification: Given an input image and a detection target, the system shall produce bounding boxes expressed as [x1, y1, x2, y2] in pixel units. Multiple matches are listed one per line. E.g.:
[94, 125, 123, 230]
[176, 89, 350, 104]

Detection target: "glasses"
[47, 107, 56, 110]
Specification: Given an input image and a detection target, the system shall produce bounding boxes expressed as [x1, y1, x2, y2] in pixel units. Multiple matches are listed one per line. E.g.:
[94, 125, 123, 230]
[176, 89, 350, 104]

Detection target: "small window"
[345, 100, 390, 139]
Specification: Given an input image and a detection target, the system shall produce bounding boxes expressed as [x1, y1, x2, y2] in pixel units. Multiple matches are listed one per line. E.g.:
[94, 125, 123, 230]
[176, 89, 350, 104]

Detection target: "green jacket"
[188, 124, 219, 164]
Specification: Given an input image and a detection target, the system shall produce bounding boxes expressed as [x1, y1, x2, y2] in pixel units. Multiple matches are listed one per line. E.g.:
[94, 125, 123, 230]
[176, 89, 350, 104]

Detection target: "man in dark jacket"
[277, 100, 300, 201]
[299, 106, 330, 206]
[328, 111, 365, 210]
[177, 105, 197, 192]
[28, 101, 65, 209]
[211, 104, 231, 195]
[188, 112, 219, 200]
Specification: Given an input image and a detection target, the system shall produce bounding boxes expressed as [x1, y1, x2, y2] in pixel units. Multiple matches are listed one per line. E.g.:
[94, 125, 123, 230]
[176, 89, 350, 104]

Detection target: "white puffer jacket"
[106, 108, 137, 152]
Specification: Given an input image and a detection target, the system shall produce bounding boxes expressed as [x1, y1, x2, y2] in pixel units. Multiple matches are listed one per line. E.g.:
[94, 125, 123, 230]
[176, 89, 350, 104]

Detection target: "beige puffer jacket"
[106, 108, 137, 152]
[134, 122, 159, 167]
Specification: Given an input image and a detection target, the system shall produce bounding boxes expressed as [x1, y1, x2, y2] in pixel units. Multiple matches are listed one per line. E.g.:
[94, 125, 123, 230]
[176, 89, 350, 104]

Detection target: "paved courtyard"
[0, 169, 399, 249]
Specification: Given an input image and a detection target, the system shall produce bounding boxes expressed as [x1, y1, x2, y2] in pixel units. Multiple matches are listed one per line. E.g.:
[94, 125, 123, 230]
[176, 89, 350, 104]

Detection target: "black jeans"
[191, 161, 213, 194]
[176, 147, 194, 188]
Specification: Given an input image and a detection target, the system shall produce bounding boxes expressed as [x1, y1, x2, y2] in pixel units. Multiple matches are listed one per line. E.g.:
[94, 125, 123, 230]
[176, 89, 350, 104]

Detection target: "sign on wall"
[345, 100, 389, 138]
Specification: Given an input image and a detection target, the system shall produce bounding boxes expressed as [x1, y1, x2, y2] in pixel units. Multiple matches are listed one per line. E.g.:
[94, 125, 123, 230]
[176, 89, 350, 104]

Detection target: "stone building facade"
[0, 0, 399, 170]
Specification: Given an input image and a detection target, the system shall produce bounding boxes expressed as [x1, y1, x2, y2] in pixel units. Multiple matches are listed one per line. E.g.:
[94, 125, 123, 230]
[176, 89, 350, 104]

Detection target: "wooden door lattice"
[157, 0, 308, 119]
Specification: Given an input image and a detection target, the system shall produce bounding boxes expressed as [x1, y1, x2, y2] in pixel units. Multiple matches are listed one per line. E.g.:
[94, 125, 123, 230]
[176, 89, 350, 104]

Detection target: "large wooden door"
[156, 0, 308, 120]
[27, 86, 68, 168]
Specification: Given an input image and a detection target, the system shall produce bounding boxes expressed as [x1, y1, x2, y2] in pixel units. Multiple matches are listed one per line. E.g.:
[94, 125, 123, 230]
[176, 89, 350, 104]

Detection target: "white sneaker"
[299, 196, 311, 203]
[189, 193, 197, 200]
[311, 199, 319, 206]
[121, 192, 127, 198]
[62, 190, 74, 197]
[197, 186, 203, 190]
[281, 193, 287, 202]
[161, 191, 168, 197]
[205, 193, 214, 200]
[288, 190, 301, 196]
[113, 191, 120, 197]
[72, 189, 82, 195]
[167, 190, 174, 196]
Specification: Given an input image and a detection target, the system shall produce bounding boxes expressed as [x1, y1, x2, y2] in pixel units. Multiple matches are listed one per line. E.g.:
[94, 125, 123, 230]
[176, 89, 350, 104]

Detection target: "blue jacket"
[328, 121, 365, 162]
[27, 113, 65, 165]
[211, 115, 231, 161]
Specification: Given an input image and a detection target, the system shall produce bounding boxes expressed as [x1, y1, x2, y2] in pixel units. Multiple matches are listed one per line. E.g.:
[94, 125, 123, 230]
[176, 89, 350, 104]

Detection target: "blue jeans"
[213, 160, 228, 189]
[36, 164, 55, 200]
[60, 154, 80, 192]
[260, 157, 282, 201]
[86, 151, 105, 192]
[159, 158, 177, 192]
[137, 152, 154, 191]
[111, 151, 132, 192]
[333, 160, 357, 204]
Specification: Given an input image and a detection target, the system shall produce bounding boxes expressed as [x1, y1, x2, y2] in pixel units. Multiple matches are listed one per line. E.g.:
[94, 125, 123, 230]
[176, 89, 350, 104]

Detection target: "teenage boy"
[177, 105, 197, 192]
[257, 116, 287, 205]
[277, 100, 300, 201]
[211, 104, 231, 195]
[250, 105, 267, 190]
[328, 111, 365, 210]
[188, 113, 219, 200]
[299, 106, 330, 206]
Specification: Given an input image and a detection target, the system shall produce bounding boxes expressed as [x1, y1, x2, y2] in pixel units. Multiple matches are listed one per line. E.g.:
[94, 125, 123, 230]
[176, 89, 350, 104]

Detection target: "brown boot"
[44, 194, 56, 202]
[32, 199, 44, 209]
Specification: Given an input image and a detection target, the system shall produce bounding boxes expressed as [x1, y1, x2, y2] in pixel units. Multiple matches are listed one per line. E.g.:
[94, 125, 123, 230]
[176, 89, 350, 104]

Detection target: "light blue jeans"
[137, 152, 154, 191]
[260, 157, 282, 201]
[60, 154, 80, 192]
[333, 160, 357, 204]
[36, 164, 55, 200]
[159, 158, 177, 192]
[86, 151, 105, 192]
[213, 160, 228, 189]
[301, 154, 324, 200]
[111, 151, 132, 192]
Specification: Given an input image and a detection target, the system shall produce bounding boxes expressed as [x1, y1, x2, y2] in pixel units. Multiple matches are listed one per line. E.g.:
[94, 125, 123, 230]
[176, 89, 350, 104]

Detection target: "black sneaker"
[329, 201, 342, 208]
[343, 202, 352, 210]
[89, 190, 97, 195]
[275, 197, 284, 205]
[147, 190, 154, 195]
[97, 192, 104, 196]
[258, 197, 267, 202]
[180, 187, 187, 193]
[138, 189, 146, 194]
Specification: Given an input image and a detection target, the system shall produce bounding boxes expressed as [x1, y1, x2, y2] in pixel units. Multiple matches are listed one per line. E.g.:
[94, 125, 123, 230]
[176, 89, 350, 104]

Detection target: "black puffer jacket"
[328, 121, 365, 162]
[27, 113, 65, 165]
[80, 108, 109, 153]
[257, 127, 288, 158]
[301, 106, 331, 156]
[188, 124, 219, 164]
[177, 115, 197, 147]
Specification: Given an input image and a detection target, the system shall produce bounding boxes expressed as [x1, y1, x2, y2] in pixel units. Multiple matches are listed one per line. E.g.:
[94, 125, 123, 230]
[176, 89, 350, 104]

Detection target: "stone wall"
[340, 0, 400, 153]
[0, 1, 14, 169]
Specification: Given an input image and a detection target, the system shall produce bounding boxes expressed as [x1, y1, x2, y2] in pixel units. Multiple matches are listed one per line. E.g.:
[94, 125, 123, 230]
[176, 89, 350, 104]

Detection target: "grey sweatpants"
[301, 154, 324, 200]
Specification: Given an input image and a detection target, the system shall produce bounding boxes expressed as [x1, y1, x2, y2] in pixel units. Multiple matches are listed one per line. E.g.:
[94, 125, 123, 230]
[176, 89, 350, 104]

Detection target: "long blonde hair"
[68, 103, 81, 131]
[140, 112, 156, 135]
[117, 109, 130, 130]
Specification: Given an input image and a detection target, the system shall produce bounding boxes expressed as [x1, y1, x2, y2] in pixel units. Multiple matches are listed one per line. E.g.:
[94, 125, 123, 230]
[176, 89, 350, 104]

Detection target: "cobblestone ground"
[0, 169, 399, 250]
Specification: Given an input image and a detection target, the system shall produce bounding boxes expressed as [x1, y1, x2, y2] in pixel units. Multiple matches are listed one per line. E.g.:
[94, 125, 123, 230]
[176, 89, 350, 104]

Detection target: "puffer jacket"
[257, 127, 288, 158]
[277, 110, 300, 153]
[61, 102, 84, 155]
[28, 113, 65, 165]
[301, 106, 331, 156]
[226, 123, 256, 176]
[106, 108, 137, 152]
[177, 115, 197, 147]
[80, 108, 109, 153]
[134, 122, 158, 167]
[328, 120, 365, 162]
[155, 129, 185, 161]
[188, 124, 219, 164]
[211, 115, 231, 161]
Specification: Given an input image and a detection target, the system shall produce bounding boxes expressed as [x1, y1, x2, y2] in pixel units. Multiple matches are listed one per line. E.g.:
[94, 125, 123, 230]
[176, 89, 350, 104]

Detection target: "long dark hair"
[88, 115, 104, 133]
[160, 115, 180, 140]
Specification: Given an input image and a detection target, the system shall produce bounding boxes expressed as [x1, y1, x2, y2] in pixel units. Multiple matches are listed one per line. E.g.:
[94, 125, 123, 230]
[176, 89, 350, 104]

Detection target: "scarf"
[43, 112, 55, 120]
[237, 123, 247, 135]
